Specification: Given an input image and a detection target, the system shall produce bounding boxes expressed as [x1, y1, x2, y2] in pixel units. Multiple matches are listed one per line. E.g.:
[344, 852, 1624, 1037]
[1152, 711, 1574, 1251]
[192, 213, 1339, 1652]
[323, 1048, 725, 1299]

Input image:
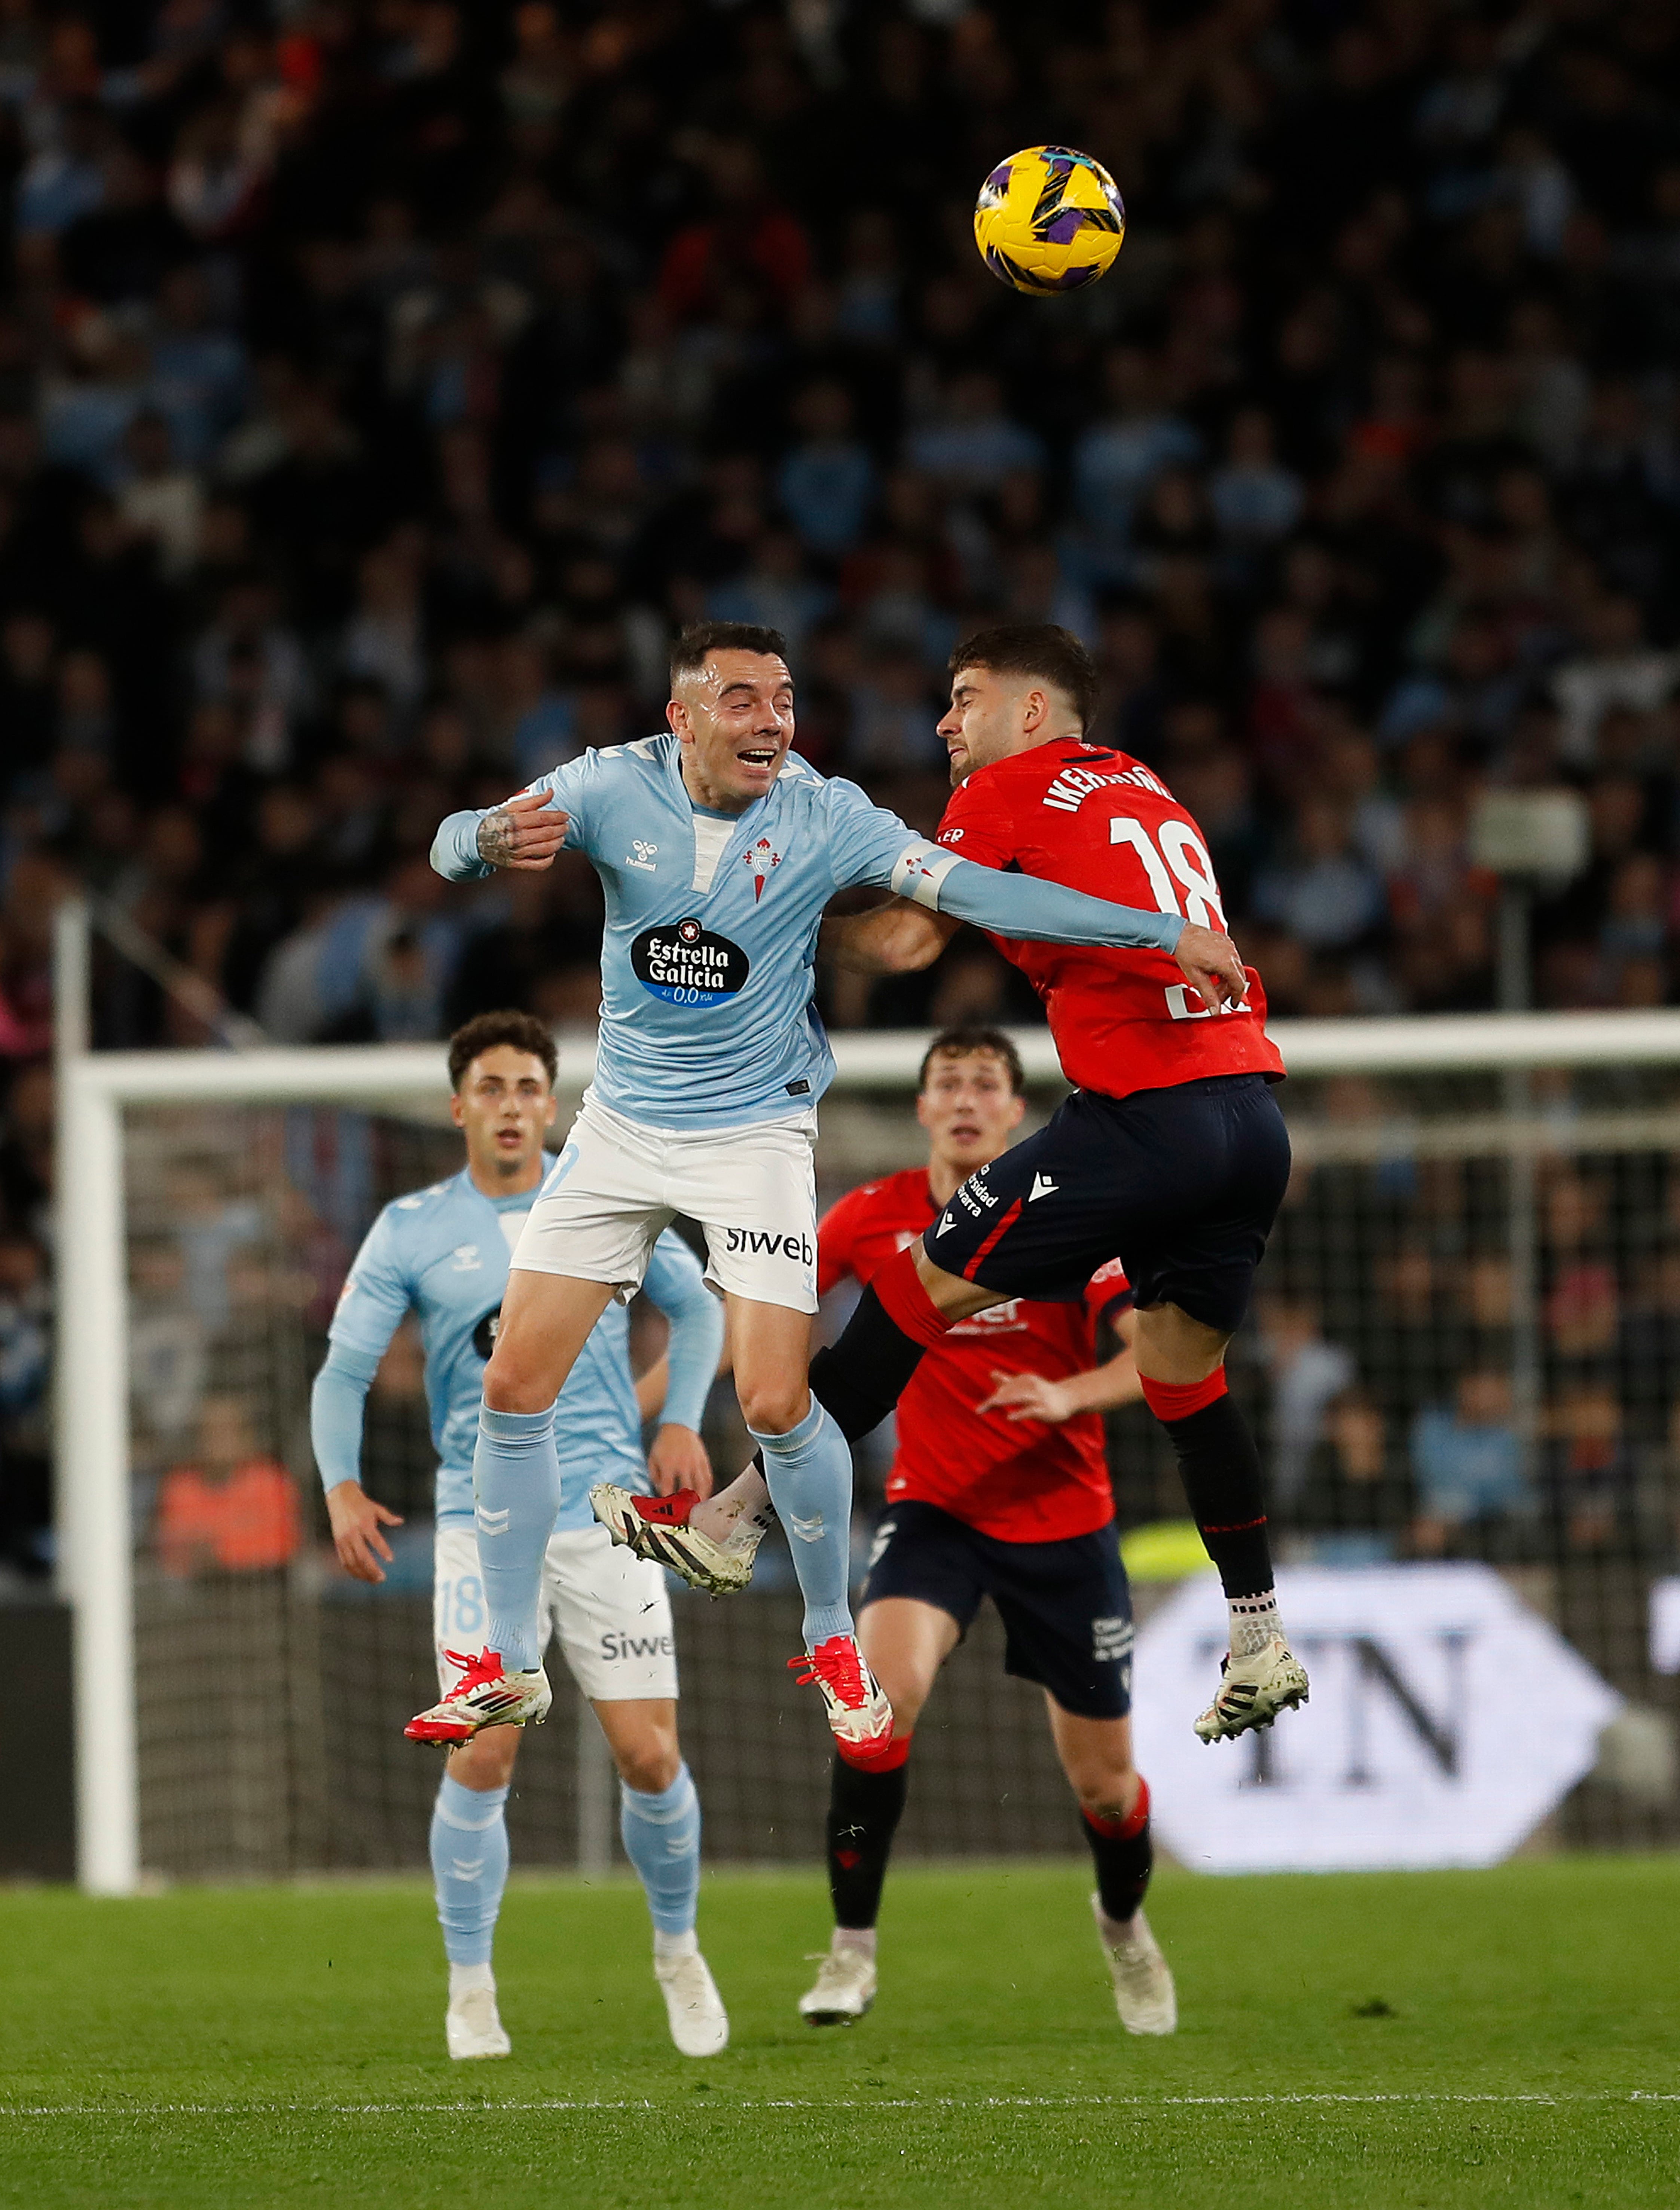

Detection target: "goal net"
[58, 986, 1680, 1889]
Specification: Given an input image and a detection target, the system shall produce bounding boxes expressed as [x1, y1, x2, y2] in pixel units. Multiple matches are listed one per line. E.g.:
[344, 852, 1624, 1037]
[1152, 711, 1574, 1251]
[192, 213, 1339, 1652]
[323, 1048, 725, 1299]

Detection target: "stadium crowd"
[7, 0, 1680, 1581]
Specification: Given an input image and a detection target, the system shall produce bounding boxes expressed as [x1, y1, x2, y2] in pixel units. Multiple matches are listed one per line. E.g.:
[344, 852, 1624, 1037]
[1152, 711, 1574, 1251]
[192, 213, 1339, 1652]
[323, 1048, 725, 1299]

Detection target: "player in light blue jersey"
[311, 1011, 728, 2063]
[408, 621, 1249, 1764]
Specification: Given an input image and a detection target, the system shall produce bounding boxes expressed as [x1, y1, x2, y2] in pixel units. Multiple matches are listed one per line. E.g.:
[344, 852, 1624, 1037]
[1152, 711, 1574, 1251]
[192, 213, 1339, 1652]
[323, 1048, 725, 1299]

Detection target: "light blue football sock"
[618, 1761, 701, 1938]
[473, 1403, 559, 1672]
[750, 1396, 854, 1645]
[430, 1773, 510, 1969]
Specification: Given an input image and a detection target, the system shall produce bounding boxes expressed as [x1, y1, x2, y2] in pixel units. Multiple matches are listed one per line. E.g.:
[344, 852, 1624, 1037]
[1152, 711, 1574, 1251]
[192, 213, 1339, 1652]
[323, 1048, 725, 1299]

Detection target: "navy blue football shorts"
[923, 1072, 1291, 1335]
[859, 1499, 1134, 1719]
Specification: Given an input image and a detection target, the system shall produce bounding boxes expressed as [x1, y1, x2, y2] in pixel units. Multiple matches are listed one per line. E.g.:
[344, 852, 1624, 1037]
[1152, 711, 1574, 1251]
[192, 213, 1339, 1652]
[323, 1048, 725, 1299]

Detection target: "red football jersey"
[819, 1167, 1131, 1543]
[935, 742, 1286, 1100]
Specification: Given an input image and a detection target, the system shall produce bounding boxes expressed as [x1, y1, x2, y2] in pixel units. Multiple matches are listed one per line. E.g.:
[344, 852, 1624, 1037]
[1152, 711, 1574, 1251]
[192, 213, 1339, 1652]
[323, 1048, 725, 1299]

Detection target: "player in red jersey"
[597, 625, 1305, 1746]
[792, 1026, 1174, 2035]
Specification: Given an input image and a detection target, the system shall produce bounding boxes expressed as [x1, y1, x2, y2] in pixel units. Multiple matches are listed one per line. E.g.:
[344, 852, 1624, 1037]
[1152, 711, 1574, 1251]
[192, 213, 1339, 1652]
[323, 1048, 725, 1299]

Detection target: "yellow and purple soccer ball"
[973, 145, 1125, 295]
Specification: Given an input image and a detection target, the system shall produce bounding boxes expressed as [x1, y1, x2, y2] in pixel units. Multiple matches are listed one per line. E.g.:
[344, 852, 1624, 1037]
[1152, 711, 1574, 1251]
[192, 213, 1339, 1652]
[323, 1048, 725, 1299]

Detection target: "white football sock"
[1228, 1590, 1281, 1659]
[448, 1960, 494, 2001]
[692, 1466, 775, 1546]
[834, 1927, 876, 1960]
[1096, 1904, 1142, 1949]
[653, 1927, 699, 1964]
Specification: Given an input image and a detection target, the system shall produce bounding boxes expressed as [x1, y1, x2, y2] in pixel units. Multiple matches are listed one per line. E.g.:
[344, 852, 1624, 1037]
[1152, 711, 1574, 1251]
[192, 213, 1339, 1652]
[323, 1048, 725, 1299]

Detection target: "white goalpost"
[54, 900, 1680, 1892]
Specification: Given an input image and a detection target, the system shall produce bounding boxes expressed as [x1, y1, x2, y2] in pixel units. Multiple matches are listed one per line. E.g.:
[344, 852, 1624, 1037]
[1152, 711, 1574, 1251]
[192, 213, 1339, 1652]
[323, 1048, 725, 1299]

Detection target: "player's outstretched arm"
[978, 1347, 1144, 1425]
[431, 789, 571, 880]
[899, 844, 1179, 951]
[821, 898, 960, 975]
[311, 1343, 404, 1583]
[891, 845, 1250, 1012]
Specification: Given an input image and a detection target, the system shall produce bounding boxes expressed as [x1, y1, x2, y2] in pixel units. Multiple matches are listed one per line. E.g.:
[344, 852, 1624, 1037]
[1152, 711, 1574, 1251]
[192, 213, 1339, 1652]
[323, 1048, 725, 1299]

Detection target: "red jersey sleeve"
[817, 1187, 866, 1297]
[935, 775, 1021, 871]
[1084, 1256, 1133, 1328]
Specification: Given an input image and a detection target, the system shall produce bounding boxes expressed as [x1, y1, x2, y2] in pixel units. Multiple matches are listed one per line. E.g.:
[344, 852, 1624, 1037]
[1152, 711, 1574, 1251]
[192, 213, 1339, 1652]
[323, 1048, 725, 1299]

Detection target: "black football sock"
[808, 1281, 938, 1442]
[1083, 1777, 1152, 1926]
[1142, 1375, 1274, 1600]
[828, 1745, 910, 1930]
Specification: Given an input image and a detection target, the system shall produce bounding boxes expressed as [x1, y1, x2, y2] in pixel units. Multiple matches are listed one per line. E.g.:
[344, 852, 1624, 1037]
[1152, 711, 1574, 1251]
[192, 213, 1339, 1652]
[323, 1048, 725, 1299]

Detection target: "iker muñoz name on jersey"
[630, 917, 750, 1007]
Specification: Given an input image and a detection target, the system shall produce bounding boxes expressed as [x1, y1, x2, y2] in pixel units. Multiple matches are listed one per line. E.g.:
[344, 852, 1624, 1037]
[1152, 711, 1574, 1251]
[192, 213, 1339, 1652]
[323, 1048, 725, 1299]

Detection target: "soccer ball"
[973, 145, 1125, 295]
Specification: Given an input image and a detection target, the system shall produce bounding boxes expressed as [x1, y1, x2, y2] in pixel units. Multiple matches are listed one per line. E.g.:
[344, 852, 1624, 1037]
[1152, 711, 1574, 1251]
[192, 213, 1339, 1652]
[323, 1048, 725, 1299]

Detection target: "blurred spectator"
[1073, 347, 1201, 576]
[1253, 801, 1387, 954]
[155, 1392, 302, 1577]
[1546, 1381, 1630, 1553]
[777, 382, 877, 558]
[904, 370, 1042, 495]
[1257, 1294, 1357, 1506]
[1208, 409, 1303, 551]
[1409, 1370, 1532, 1554]
[1288, 1391, 1412, 1560]
[1551, 597, 1680, 767]
[0, 1228, 49, 1579]
[114, 410, 201, 577]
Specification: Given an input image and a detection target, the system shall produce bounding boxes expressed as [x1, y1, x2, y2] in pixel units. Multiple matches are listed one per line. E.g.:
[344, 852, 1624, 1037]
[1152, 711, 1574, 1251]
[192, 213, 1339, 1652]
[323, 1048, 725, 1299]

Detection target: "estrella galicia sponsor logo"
[600, 1628, 675, 1661]
[472, 1305, 502, 1360]
[723, 1225, 815, 1266]
[631, 917, 750, 1006]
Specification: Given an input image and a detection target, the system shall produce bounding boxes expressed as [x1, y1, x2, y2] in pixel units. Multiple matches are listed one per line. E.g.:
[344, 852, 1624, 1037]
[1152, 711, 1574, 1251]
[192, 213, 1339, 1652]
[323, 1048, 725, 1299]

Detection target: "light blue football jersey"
[328, 1161, 716, 1531]
[433, 736, 927, 1129]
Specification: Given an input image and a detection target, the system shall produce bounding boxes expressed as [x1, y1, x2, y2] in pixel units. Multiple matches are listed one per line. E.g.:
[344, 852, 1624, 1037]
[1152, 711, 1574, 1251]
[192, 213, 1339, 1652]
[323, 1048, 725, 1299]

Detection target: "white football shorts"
[433, 1521, 678, 1703]
[510, 1089, 819, 1313]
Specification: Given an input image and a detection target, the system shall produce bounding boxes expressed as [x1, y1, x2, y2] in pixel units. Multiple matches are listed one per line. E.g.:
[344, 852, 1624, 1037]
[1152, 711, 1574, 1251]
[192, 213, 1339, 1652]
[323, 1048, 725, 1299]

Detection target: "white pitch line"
[4, 2093, 1677, 2116]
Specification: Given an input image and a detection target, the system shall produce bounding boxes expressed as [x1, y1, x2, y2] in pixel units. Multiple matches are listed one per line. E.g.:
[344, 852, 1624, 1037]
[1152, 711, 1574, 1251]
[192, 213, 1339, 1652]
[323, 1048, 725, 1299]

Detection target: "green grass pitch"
[3, 1856, 1677, 2209]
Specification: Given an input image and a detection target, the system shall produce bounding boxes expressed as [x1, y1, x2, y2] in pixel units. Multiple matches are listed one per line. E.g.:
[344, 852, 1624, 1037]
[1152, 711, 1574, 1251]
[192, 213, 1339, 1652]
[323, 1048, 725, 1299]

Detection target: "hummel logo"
[627, 839, 658, 871]
[789, 1512, 825, 1543]
[450, 1243, 482, 1270]
[1029, 1173, 1059, 1203]
[476, 1505, 511, 1537]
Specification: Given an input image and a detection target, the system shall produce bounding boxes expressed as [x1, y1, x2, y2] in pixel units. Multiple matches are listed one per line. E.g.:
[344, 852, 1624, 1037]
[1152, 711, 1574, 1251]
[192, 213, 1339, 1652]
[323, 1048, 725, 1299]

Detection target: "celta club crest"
[744, 836, 782, 900]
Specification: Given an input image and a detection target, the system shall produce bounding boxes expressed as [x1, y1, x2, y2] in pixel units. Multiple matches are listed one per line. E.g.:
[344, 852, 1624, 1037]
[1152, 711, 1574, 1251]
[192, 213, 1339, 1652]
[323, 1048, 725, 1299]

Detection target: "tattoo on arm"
[477, 809, 516, 867]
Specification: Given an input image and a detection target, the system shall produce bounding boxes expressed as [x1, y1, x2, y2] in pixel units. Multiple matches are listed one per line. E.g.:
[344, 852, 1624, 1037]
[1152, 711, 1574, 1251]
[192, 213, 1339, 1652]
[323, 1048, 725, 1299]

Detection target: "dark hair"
[949, 624, 1098, 732]
[447, 1009, 558, 1092]
[669, 621, 790, 678]
[918, 1024, 1026, 1096]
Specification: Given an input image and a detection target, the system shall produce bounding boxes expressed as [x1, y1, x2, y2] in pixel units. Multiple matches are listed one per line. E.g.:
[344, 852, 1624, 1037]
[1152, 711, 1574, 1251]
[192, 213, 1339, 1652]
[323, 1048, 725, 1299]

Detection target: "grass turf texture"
[2, 1858, 1676, 2209]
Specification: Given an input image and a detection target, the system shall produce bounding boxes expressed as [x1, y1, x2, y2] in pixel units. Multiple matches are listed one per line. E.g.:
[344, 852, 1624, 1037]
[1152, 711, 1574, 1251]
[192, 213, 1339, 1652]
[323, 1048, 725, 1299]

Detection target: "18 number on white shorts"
[433, 1523, 678, 1701]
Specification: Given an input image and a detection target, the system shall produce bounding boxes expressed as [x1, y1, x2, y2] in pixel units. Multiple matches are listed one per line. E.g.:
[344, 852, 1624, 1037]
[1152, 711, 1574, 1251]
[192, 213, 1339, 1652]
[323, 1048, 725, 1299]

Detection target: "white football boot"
[590, 1482, 761, 1595]
[654, 1947, 729, 2057]
[787, 1636, 894, 1760]
[1193, 1636, 1310, 1743]
[799, 1944, 877, 2026]
[1091, 1898, 1177, 2036]
[406, 1647, 552, 1745]
[446, 1981, 512, 2060]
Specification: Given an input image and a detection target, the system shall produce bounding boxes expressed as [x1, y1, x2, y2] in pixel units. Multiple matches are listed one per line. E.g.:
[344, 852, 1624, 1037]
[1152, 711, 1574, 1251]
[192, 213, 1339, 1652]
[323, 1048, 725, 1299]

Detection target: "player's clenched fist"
[476, 788, 571, 871]
[1173, 921, 1249, 1014]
